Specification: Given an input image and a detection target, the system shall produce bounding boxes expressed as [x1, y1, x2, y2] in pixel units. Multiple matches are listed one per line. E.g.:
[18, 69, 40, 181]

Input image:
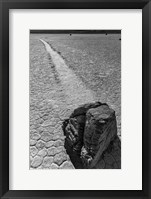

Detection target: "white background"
[9, 9, 142, 190]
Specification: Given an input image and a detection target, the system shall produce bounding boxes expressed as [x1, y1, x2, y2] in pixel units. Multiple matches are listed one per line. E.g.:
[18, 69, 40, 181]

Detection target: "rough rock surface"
[63, 102, 121, 169]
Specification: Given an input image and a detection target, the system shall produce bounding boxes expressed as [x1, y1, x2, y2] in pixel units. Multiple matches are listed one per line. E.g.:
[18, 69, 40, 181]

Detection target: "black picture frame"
[0, 0, 150, 198]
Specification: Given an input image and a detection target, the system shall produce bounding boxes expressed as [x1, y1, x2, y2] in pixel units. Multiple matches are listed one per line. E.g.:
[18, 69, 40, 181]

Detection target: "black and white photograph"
[30, 30, 121, 169]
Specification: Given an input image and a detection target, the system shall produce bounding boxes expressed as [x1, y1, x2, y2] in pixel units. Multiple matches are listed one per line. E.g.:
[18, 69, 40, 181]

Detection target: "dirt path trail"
[30, 38, 96, 169]
[40, 39, 96, 109]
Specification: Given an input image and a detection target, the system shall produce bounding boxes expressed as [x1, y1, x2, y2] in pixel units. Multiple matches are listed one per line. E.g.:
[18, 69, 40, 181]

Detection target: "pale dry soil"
[30, 38, 75, 169]
[42, 34, 121, 136]
[30, 34, 121, 169]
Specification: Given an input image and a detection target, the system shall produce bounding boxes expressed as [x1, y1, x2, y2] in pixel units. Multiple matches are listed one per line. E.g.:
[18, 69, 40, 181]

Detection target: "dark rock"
[62, 102, 121, 169]
[70, 101, 104, 118]
[63, 115, 85, 153]
[84, 105, 116, 157]
[94, 137, 121, 169]
[64, 138, 83, 169]
[82, 104, 118, 168]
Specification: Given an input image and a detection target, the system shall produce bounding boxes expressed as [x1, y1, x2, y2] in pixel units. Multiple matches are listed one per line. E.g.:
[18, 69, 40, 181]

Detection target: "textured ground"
[30, 38, 74, 169]
[43, 34, 121, 135]
[30, 34, 121, 169]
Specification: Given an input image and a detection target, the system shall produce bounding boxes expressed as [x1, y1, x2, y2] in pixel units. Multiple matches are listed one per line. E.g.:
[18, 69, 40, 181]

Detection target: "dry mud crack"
[30, 39, 96, 169]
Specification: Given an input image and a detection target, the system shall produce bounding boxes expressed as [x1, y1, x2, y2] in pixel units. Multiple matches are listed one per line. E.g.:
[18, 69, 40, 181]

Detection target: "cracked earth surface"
[30, 38, 75, 169]
[30, 38, 96, 169]
[30, 34, 121, 169]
